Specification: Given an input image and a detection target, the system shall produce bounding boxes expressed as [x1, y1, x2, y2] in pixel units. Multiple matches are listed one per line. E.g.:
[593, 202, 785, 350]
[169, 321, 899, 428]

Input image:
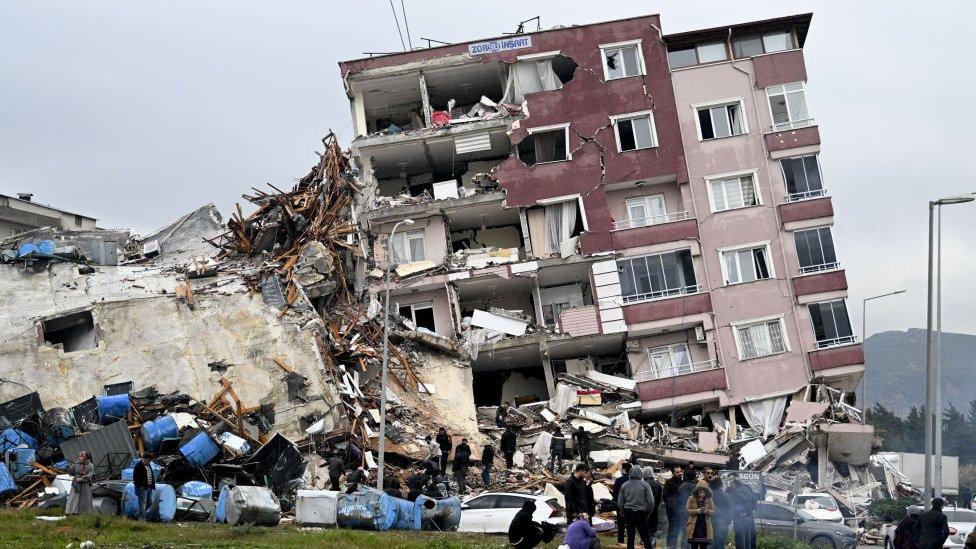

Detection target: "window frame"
[808, 299, 855, 348]
[616, 249, 699, 304]
[647, 342, 693, 379]
[625, 194, 667, 227]
[765, 82, 812, 131]
[717, 241, 775, 286]
[391, 229, 426, 263]
[732, 30, 797, 59]
[692, 98, 749, 141]
[609, 110, 659, 152]
[599, 39, 646, 81]
[705, 169, 762, 213]
[521, 123, 572, 164]
[780, 153, 825, 201]
[792, 226, 838, 274]
[397, 300, 436, 332]
[731, 315, 791, 361]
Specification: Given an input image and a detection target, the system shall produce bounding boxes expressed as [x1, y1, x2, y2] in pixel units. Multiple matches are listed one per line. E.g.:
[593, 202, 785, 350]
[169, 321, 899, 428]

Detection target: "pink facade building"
[339, 13, 863, 426]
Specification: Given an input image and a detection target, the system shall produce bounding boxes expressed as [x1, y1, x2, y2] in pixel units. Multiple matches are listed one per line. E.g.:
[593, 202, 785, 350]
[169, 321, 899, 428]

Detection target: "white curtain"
[548, 383, 577, 416]
[502, 59, 562, 104]
[740, 396, 788, 438]
[545, 201, 577, 257]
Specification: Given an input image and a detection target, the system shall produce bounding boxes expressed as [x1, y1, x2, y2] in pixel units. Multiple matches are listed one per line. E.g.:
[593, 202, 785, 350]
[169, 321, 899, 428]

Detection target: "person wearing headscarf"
[509, 499, 544, 549]
[685, 482, 715, 549]
[65, 451, 94, 515]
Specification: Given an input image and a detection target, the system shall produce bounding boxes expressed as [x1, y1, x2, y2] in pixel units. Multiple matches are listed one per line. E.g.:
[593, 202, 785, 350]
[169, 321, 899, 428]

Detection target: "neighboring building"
[339, 13, 865, 432]
[0, 192, 98, 237]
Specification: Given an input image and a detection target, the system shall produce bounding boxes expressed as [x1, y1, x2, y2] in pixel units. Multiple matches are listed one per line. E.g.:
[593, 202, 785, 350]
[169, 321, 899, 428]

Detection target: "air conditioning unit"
[695, 326, 706, 342]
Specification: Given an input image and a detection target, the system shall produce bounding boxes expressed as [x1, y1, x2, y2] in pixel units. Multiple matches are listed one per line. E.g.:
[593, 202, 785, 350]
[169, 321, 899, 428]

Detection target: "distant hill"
[865, 328, 976, 415]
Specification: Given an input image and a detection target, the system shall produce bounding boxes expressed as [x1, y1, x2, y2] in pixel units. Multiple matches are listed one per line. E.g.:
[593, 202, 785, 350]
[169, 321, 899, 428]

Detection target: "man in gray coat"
[617, 465, 655, 549]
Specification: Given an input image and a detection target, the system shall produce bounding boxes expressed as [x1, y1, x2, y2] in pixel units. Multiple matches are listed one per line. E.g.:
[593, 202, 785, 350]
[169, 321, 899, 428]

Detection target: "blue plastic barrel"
[122, 482, 177, 522]
[0, 428, 37, 452]
[8, 448, 36, 479]
[180, 481, 213, 499]
[336, 487, 398, 531]
[140, 415, 179, 452]
[37, 240, 55, 255]
[391, 496, 421, 530]
[0, 463, 15, 496]
[180, 432, 220, 468]
[97, 394, 131, 422]
[215, 485, 229, 523]
[415, 495, 461, 531]
[17, 243, 37, 257]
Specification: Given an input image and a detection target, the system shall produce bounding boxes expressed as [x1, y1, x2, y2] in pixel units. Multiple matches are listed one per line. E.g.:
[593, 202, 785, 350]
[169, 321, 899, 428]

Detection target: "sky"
[1, 1, 974, 337]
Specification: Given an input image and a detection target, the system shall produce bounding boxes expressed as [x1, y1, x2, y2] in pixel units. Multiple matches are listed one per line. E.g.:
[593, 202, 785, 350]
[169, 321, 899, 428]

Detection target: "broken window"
[617, 249, 697, 303]
[732, 30, 794, 59]
[735, 318, 788, 360]
[42, 310, 97, 353]
[103, 382, 132, 396]
[697, 101, 745, 140]
[390, 230, 425, 263]
[539, 284, 586, 328]
[766, 82, 811, 130]
[501, 56, 566, 104]
[794, 227, 837, 274]
[709, 174, 759, 212]
[780, 154, 824, 201]
[397, 301, 436, 332]
[602, 42, 644, 80]
[517, 126, 569, 165]
[543, 199, 583, 256]
[625, 194, 667, 227]
[613, 112, 657, 151]
[808, 300, 854, 347]
[721, 244, 772, 285]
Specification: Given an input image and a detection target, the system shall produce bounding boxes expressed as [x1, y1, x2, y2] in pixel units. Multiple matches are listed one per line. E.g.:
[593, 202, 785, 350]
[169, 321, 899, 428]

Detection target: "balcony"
[786, 188, 826, 203]
[633, 359, 719, 383]
[793, 268, 847, 297]
[622, 290, 712, 324]
[610, 215, 698, 250]
[556, 305, 602, 338]
[764, 125, 820, 153]
[808, 343, 864, 373]
[635, 365, 727, 403]
[779, 196, 833, 224]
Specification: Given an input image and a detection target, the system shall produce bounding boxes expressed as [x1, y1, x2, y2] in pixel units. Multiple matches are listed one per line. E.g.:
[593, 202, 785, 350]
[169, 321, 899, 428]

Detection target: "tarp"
[226, 486, 281, 526]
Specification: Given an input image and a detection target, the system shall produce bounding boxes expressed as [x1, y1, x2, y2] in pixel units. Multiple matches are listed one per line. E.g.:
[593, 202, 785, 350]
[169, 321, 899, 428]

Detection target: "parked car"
[754, 501, 857, 549]
[457, 491, 566, 534]
[884, 505, 976, 548]
[791, 492, 844, 523]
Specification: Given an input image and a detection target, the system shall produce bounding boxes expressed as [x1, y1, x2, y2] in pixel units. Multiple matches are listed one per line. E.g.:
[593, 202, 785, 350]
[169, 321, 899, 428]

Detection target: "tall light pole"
[924, 194, 974, 508]
[377, 218, 413, 490]
[861, 288, 906, 424]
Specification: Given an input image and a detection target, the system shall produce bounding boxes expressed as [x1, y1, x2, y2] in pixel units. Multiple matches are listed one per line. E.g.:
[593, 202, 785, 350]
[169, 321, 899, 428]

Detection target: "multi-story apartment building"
[0, 192, 98, 238]
[339, 13, 866, 434]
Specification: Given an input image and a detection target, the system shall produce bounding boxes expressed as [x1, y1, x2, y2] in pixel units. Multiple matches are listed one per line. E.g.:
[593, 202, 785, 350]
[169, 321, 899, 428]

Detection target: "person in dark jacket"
[726, 473, 758, 549]
[132, 455, 155, 520]
[917, 498, 951, 549]
[346, 439, 363, 469]
[564, 463, 592, 520]
[383, 474, 403, 498]
[676, 469, 698, 548]
[345, 466, 366, 494]
[705, 468, 731, 549]
[549, 428, 566, 473]
[613, 462, 633, 545]
[643, 466, 664, 544]
[509, 500, 544, 549]
[571, 426, 591, 465]
[664, 465, 684, 549]
[501, 427, 518, 469]
[481, 444, 495, 487]
[452, 438, 471, 495]
[327, 453, 344, 491]
[436, 428, 452, 473]
[496, 401, 510, 428]
[406, 469, 430, 502]
[894, 512, 921, 549]
[617, 465, 655, 549]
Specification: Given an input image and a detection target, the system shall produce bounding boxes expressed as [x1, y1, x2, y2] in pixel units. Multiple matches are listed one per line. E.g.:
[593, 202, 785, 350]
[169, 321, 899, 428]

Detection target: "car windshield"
[945, 510, 976, 522]
[796, 495, 837, 511]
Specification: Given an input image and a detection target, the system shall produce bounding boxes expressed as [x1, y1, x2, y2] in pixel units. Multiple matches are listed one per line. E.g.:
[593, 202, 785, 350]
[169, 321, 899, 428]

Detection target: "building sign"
[468, 36, 532, 56]
[719, 470, 764, 495]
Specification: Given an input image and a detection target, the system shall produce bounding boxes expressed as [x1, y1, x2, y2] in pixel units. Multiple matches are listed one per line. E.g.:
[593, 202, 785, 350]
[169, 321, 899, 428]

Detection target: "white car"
[458, 491, 566, 533]
[884, 505, 976, 548]
[792, 493, 844, 523]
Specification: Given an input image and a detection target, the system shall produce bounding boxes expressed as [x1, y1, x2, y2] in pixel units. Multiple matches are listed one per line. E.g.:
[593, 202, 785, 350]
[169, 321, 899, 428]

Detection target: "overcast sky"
[2, 1, 974, 336]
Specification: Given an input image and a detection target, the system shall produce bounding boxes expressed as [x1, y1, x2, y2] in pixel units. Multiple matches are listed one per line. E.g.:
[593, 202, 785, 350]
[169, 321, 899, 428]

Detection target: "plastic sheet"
[226, 486, 281, 526]
[0, 463, 16, 496]
[180, 480, 213, 499]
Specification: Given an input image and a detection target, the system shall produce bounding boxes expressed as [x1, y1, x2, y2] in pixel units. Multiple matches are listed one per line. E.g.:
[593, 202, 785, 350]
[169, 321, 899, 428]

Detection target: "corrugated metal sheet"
[61, 419, 136, 481]
[455, 133, 491, 155]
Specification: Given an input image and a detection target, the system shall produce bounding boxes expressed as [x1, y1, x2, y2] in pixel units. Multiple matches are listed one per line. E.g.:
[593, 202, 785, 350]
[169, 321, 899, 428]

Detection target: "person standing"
[436, 428, 453, 473]
[705, 468, 731, 549]
[549, 428, 566, 473]
[613, 461, 633, 546]
[496, 402, 510, 428]
[917, 498, 951, 549]
[572, 426, 591, 465]
[481, 443, 495, 487]
[501, 426, 518, 469]
[895, 512, 921, 549]
[65, 451, 94, 515]
[726, 473, 757, 549]
[643, 466, 664, 547]
[564, 464, 591, 521]
[617, 464, 655, 549]
[327, 452, 345, 491]
[425, 435, 441, 471]
[452, 438, 471, 495]
[685, 483, 715, 549]
[676, 469, 698, 548]
[132, 455, 155, 520]
[663, 465, 684, 549]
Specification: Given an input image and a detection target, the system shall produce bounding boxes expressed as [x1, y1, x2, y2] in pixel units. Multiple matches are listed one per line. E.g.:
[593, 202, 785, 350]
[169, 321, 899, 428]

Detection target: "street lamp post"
[924, 194, 974, 508]
[377, 218, 414, 491]
[861, 289, 906, 424]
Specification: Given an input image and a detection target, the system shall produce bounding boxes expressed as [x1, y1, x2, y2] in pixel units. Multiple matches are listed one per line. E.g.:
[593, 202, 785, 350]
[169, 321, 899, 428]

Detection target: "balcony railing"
[633, 359, 719, 383]
[799, 261, 840, 275]
[787, 189, 826, 202]
[815, 335, 858, 349]
[612, 211, 690, 232]
[621, 284, 701, 305]
[772, 118, 815, 132]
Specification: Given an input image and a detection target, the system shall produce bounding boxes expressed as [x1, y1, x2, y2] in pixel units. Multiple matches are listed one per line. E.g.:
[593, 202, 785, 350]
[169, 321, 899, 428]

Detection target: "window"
[667, 48, 697, 69]
[732, 30, 795, 59]
[667, 42, 728, 69]
[734, 318, 788, 360]
[696, 101, 746, 140]
[767, 83, 810, 130]
[617, 250, 697, 303]
[612, 112, 657, 151]
[780, 155, 824, 201]
[647, 343, 691, 379]
[42, 310, 97, 353]
[390, 230, 425, 263]
[74, 215, 83, 227]
[793, 227, 837, 273]
[601, 42, 644, 80]
[464, 495, 499, 510]
[808, 300, 854, 348]
[397, 301, 436, 332]
[757, 503, 796, 522]
[708, 173, 759, 212]
[543, 199, 582, 254]
[625, 195, 667, 227]
[721, 244, 773, 285]
[498, 495, 532, 508]
[517, 126, 569, 165]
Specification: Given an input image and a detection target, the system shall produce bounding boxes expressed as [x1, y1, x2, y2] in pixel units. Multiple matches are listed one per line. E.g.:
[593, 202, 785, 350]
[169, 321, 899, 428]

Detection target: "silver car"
[754, 501, 858, 549]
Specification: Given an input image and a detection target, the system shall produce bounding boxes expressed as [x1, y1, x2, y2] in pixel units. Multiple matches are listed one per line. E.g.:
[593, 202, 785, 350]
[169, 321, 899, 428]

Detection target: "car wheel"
[809, 535, 836, 549]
